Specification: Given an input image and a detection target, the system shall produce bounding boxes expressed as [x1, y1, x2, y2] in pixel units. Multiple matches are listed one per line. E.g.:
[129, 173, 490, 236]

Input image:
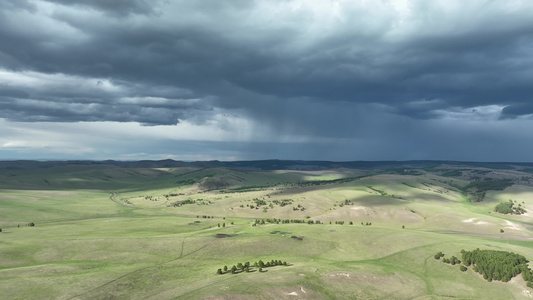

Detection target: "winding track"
[66, 239, 209, 300]
[67, 193, 213, 299]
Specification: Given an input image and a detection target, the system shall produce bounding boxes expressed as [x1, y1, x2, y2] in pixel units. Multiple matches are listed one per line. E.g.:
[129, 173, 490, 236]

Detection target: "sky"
[1, 0, 533, 162]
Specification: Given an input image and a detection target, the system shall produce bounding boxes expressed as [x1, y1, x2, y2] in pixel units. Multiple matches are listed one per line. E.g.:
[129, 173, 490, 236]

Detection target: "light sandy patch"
[505, 220, 521, 230]
[505, 276, 533, 299]
[462, 218, 489, 225]
[324, 271, 424, 299]
[265, 286, 320, 299]
[350, 206, 366, 211]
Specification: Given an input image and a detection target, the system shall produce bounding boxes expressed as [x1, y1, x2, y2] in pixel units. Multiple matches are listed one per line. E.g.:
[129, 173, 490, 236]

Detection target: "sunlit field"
[1, 161, 533, 299]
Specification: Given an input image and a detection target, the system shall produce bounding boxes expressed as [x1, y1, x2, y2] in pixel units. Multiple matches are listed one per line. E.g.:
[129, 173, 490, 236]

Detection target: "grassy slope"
[1, 165, 533, 299]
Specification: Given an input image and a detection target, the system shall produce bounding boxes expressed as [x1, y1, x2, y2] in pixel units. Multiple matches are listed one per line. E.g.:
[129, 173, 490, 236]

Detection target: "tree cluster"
[252, 198, 267, 207]
[216, 259, 289, 275]
[292, 204, 306, 211]
[441, 170, 463, 177]
[464, 179, 514, 192]
[295, 177, 358, 187]
[224, 182, 284, 193]
[435, 249, 533, 288]
[176, 178, 197, 186]
[164, 192, 184, 197]
[196, 215, 214, 219]
[253, 218, 319, 225]
[463, 179, 514, 202]
[307, 220, 322, 224]
[442, 255, 461, 265]
[272, 199, 293, 207]
[494, 200, 526, 215]
[336, 199, 354, 207]
[254, 218, 296, 226]
[252, 218, 363, 226]
[367, 186, 387, 196]
[244, 198, 296, 211]
[434, 252, 445, 260]
[173, 199, 195, 206]
[144, 195, 158, 201]
[461, 249, 531, 283]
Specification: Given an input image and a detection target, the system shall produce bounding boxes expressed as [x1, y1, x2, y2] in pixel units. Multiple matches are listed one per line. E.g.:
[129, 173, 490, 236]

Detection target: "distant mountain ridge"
[1, 159, 533, 171]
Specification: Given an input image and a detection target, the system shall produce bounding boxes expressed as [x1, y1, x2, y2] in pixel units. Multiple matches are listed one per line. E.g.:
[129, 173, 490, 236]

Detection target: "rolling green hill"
[1, 160, 533, 299]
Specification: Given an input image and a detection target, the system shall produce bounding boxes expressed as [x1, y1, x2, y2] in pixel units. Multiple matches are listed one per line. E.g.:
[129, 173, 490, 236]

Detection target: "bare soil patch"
[270, 231, 291, 235]
[215, 234, 234, 238]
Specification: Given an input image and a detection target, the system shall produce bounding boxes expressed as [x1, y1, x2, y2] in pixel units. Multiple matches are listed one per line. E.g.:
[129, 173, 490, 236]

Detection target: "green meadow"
[1, 162, 533, 299]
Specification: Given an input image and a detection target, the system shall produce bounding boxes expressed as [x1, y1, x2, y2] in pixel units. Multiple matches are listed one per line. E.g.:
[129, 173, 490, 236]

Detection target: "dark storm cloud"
[0, 77, 210, 125]
[45, 0, 158, 16]
[500, 103, 533, 119]
[1, 0, 533, 132]
[0, 95, 208, 124]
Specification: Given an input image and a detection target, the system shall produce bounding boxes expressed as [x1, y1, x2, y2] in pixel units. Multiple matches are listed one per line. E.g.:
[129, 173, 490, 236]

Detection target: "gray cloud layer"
[1, 0, 533, 160]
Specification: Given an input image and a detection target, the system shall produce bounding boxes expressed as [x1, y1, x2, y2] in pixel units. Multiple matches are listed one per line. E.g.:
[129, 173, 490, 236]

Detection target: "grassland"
[1, 161, 533, 299]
